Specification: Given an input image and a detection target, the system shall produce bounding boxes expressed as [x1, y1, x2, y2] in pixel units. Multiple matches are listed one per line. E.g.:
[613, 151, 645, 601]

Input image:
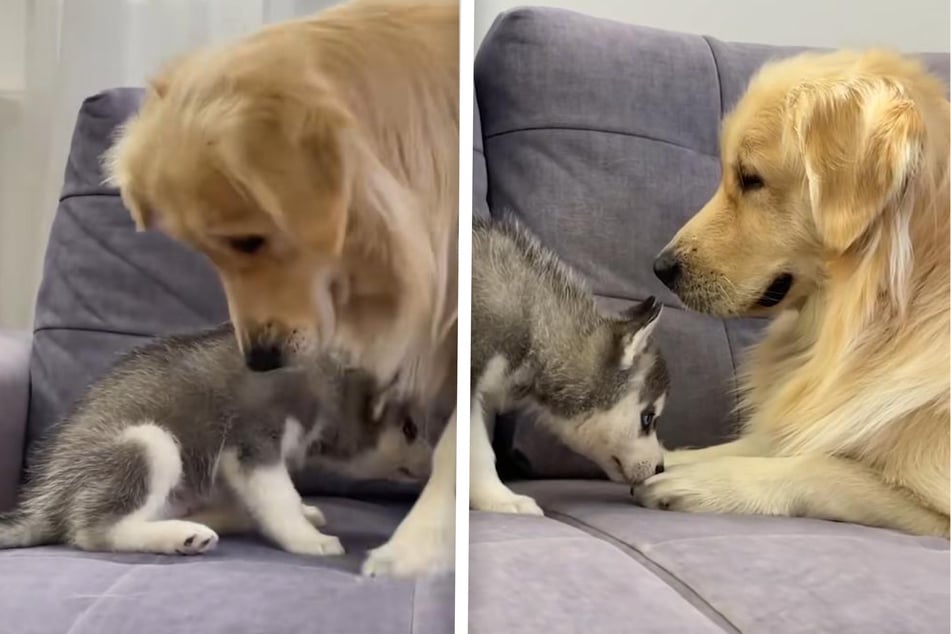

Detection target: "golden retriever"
[106, 0, 460, 576]
[637, 50, 950, 538]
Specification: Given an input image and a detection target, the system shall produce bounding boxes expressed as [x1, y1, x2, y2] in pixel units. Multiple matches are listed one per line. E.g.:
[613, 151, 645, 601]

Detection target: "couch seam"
[59, 203, 214, 323]
[32, 325, 158, 338]
[59, 190, 119, 202]
[701, 36, 724, 120]
[409, 580, 418, 634]
[64, 565, 145, 634]
[720, 320, 741, 415]
[475, 91, 495, 215]
[545, 510, 741, 634]
[483, 125, 717, 158]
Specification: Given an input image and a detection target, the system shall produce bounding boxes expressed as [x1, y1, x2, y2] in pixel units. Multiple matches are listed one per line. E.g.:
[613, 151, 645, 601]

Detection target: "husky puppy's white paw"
[470, 487, 543, 516]
[170, 522, 220, 555]
[280, 530, 345, 557]
[106, 519, 219, 556]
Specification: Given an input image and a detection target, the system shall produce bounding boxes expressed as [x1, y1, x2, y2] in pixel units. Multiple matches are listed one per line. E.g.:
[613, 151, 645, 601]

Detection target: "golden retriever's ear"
[148, 78, 169, 99]
[102, 126, 154, 232]
[219, 81, 356, 256]
[786, 77, 925, 252]
[268, 84, 355, 256]
[120, 188, 155, 232]
[147, 53, 188, 99]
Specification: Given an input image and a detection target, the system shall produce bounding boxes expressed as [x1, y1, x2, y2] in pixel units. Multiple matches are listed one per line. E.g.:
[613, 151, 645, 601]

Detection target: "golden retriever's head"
[654, 50, 944, 317]
[106, 50, 356, 371]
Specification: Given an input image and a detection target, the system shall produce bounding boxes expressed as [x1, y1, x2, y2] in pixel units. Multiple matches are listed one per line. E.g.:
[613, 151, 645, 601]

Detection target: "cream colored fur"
[638, 50, 950, 538]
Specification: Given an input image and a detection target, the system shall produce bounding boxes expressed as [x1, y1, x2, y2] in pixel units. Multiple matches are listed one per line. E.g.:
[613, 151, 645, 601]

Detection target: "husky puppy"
[470, 218, 669, 514]
[0, 325, 430, 556]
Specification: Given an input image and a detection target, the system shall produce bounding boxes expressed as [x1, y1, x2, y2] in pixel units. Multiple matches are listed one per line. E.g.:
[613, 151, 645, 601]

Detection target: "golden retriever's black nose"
[653, 251, 681, 289]
[654, 463, 665, 475]
[245, 345, 283, 372]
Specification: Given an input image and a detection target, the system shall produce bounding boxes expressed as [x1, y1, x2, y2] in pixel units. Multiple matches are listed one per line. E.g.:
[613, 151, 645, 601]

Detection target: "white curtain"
[0, 0, 339, 329]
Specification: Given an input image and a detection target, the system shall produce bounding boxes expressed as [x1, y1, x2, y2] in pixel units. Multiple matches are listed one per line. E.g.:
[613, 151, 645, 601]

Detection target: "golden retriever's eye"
[739, 172, 764, 192]
[227, 235, 266, 254]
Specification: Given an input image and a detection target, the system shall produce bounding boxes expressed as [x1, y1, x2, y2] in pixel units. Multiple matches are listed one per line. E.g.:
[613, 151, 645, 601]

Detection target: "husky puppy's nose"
[653, 250, 681, 289]
[654, 463, 665, 475]
[245, 344, 283, 372]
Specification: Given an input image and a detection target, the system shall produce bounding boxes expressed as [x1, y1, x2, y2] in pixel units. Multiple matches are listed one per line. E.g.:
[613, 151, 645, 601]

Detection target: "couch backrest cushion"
[474, 7, 949, 479]
[29, 89, 227, 451]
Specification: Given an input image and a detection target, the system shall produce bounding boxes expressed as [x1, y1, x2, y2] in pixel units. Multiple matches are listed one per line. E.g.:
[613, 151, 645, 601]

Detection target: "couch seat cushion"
[0, 497, 452, 634]
[472, 480, 951, 634]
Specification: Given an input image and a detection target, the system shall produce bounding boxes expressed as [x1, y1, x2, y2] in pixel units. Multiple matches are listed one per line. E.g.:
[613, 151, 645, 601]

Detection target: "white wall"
[476, 0, 950, 51]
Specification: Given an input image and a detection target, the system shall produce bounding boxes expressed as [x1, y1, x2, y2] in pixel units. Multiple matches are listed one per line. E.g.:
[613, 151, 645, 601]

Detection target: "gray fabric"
[469, 511, 722, 634]
[473, 92, 491, 221]
[475, 480, 950, 634]
[0, 330, 30, 512]
[474, 6, 949, 478]
[0, 497, 452, 634]
[29, 89, 227, 451]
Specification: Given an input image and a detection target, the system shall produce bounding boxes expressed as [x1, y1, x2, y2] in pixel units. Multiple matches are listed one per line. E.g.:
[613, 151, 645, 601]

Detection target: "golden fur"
[637, 50, 950, 537]
[106, 0, 459, 409]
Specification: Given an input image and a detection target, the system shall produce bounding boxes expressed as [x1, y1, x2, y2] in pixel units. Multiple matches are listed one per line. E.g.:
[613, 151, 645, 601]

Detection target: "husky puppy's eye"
[738, 171, 764, 192]
[401, 417, 418, 442]
[228, 235, 266, 254]
[640, 410, 655, 433]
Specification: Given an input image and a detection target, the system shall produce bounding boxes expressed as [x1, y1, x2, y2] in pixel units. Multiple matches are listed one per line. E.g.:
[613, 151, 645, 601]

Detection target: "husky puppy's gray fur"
[470, 218, 670, 515]
[0, 325, 430, 556]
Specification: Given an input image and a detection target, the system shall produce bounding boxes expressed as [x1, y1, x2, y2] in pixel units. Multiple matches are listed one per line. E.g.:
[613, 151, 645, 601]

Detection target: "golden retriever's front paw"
[361, 523, 454, 578]
[632, 462, 750, 514]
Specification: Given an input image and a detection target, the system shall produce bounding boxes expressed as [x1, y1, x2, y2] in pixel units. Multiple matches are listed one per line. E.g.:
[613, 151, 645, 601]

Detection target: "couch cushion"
[474, 7, 950, 478]
[478, 480, 950, 634]
[469, 511, 724, 633]
[28, 88, 227, 448]
[0, 497, 452, 634]
[473, 92, 491, 222]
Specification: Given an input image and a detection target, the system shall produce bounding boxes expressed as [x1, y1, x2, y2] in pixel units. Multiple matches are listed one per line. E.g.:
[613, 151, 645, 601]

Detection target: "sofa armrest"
[0, 330, 30, 511]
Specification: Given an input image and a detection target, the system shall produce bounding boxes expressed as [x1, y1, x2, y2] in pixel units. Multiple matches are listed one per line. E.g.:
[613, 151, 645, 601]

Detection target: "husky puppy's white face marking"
[306, 405, 433, 482]
[557, 383, 667, 485]
[322, 423, 433, 482]
[543, 305, 668, 485]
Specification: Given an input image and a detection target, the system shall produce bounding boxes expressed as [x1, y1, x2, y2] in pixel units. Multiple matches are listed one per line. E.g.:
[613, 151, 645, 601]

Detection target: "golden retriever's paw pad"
[631, 470, 730, 513]
[361, 528, 454, 578]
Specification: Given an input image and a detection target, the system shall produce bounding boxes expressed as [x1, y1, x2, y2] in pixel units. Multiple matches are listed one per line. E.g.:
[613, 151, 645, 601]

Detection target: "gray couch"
[469, 8, 950, 634]
[0, 89, 452, 633]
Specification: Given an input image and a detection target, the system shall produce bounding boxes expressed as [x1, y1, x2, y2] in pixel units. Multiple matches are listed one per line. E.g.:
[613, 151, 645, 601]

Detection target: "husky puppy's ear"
[615, 296, 662, 369]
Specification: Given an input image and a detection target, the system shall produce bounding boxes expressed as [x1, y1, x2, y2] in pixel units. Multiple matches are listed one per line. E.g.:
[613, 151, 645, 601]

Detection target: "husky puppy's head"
[308, 394, 433, 483]
[540, 296, 669, 485]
